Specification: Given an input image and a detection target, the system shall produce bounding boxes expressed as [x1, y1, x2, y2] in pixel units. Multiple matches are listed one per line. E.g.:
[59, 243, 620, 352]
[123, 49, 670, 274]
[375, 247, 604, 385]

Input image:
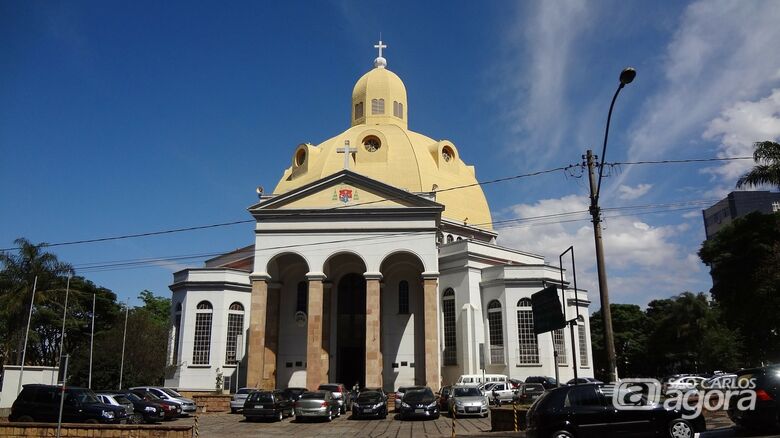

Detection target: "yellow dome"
[272, 63, 493, 230]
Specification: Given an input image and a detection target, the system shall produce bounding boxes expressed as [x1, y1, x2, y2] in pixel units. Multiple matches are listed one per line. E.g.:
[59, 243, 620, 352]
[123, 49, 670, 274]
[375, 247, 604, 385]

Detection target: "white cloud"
[497, 194, 704, 306]
[621, 0, 780, 188]
[617, 183, 652, 200]
[701, 88, 780, 184]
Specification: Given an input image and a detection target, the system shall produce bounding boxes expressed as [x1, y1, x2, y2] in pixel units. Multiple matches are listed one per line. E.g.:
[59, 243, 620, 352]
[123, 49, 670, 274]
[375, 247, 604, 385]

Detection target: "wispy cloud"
[618, 183, 652, 200]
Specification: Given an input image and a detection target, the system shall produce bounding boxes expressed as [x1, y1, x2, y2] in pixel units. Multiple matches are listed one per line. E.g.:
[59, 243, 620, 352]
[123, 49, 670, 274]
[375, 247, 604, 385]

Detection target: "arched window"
[225, 302, 244, 365]
[296, 281, 308, 314]
[487, 300, 505, 364]
[398, 281, 409, 314]
[456, 237, 463, 241]
[577, 315, 589, 367]
[516, 298, 539, 364]
[371, 98, 385, 114]
[193, 301, 213, 365]
[446, 234, 454, 243]
[354, 101, 364, 119]
[393, 101, 404, 118]
[172, 302, 182, 364]
[442, 289, 457, 365]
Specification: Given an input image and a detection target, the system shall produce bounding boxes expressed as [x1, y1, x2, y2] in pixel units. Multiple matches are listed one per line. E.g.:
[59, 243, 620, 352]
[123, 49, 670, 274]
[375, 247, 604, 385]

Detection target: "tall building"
[165, 44, 593, 392]
[703, 191, 780, 239]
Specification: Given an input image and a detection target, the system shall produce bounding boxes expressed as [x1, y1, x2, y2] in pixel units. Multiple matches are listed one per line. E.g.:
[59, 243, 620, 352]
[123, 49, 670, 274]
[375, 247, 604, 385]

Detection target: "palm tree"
[736, 141, 780, 189]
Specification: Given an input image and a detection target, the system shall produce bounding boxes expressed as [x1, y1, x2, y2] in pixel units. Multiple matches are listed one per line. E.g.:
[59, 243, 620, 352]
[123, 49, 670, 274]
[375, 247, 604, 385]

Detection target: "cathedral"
[165, 43, 594, 392]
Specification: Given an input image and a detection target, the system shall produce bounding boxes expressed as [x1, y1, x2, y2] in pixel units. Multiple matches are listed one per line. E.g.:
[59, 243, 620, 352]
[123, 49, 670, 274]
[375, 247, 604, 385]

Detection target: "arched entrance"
[336, 273, 366, 388]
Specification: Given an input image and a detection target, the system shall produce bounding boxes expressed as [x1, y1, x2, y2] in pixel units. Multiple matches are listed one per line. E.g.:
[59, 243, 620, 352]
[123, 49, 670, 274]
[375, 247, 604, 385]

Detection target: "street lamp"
[586, 67, 635, 383]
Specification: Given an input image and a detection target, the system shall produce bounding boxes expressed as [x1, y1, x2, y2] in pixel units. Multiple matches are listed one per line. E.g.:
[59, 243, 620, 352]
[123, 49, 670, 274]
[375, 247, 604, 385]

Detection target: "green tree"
[736, 141, 780, 189]
[138, 290, 170, 326]
[699, 212, 780, 365]
[590, 304, 651, 380]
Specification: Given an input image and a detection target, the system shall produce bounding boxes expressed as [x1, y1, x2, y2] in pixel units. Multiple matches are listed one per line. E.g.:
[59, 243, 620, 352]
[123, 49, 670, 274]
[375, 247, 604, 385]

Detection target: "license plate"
[467, 407, 478, 412]
[415, 408, 424, 414]
[255, 405, 262, 409]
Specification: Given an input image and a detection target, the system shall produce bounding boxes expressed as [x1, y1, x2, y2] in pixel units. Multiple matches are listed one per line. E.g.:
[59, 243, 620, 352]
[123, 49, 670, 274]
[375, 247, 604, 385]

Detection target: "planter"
[490, 405, 528, 432]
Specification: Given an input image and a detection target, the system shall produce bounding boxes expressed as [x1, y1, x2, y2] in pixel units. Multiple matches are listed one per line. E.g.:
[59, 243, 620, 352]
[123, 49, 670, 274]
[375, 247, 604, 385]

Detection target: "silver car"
[230, 388, 253, 413]
[95, 393, 136, 422]
[294, 391, 341, 421]
[449, 385, 489, 418]
[130, 386, 197, 415]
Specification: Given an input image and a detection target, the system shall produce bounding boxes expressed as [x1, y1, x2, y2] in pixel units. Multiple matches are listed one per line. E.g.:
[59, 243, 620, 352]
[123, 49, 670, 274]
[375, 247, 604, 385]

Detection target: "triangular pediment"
[248, 170, 443, 212]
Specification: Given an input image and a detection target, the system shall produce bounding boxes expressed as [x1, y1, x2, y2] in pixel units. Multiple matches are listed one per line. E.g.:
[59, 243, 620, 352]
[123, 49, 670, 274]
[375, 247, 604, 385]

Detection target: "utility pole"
[119, 301, 129, 390]
[586, 149, 618, 382]
[17, 276, 38, 396]
[88, 293, 95, 389]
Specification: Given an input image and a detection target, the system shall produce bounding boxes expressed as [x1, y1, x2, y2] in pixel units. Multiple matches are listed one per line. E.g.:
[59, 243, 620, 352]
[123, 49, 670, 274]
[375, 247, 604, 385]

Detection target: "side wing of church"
[165, 45, 594, 392]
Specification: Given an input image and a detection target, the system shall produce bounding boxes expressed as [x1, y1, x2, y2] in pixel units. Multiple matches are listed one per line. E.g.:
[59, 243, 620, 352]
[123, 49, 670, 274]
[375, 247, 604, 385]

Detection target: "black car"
[9, 384, 128, 424]
[106, 390, 166, 423]
[728, 365, 780, 432]
[566, 377, 604, 385]
[351, 390, 388, 419]
[525, 376, 558, 390]
[398, 387, 439, 420]
[526, 383, 705, 438]
[243, 390, 294, 422]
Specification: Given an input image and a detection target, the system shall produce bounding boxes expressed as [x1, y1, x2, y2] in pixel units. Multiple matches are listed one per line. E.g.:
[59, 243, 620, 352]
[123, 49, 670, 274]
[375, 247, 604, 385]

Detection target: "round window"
[442, 146, 454, 162]
[295, 149, 306, 166]
[363, 136, 381, 152]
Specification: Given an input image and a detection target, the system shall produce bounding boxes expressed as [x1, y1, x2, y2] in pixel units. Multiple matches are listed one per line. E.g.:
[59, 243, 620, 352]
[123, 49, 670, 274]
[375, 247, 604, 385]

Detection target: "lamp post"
[587, 67, 635, 383]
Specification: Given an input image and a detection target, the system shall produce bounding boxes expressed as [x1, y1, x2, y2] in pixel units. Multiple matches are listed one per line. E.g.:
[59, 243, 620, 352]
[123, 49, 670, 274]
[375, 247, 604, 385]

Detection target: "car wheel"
[669, 419, 693, 438]
[230, 408, 237, 414]
[277, 410, 284, 422]
[551, 431, 574, 438]
[341, 405, 346, 415]
[327, 411, 332, 422]
[16, 415, 34, 422]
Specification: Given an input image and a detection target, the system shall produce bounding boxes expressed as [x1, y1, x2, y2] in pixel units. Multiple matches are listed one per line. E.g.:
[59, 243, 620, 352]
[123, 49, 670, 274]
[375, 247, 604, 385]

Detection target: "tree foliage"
[699, 212, 780, 365]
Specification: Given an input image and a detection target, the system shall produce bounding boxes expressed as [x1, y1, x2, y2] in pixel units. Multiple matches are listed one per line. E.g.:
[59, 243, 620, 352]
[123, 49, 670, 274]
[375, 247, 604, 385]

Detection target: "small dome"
[351, 66, 407, 129]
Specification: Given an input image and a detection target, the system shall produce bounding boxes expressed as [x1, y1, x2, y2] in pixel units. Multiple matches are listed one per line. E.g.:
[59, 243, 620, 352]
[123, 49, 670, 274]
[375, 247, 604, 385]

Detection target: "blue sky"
[2, 1, 779, 308]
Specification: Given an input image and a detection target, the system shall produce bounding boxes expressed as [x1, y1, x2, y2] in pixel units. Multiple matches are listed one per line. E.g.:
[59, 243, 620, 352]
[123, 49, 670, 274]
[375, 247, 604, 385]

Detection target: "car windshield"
[138, 391, 161, 401]
[300, 392, 325, 400]
[357, 391, 381, 402]
[247, 392, 273, 403]
[124, 393, 141, 402]
[114, 395, 132, 405]
[70, 389, 100, 404]
[403, 389, 433, 402]
[236, 388, 252, 395]
[318, 385, 340, 392]
[453, 387, 482, 397]
[161, 388, 182, 398]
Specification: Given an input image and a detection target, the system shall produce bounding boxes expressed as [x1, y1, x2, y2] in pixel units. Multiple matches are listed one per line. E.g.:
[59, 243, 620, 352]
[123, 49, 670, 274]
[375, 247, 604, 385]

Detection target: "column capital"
[306, 272, 327, 281]
[249, 273, 271, 282]
[421, 271, 440, 280]
[363, 271, 383, 281]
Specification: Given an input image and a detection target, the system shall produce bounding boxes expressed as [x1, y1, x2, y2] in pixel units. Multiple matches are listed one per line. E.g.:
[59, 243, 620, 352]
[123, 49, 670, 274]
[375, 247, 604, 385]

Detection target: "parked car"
[566, 377, 604, 385]
[663, 376, 706, 394]
[515, 383, 545, 405]
[294, 391, 341, 422]
[9, 384, 128, 424]
[455, 374, 508, 386]
[351, 390, 388, 419]
[129, 389, 181, 420]
[394, 385, 426, 412]
[727, 365, 780, 432]
[525, 376, 558, 390]
[129, 386, 196, 415]
[398, 387, 439, 420]
[243, 390, 294, 422]
[449, 385, 488, 418]
[317, 383, 350, 414]
[363, 387, 388, 401]
[438, 386, 453, 411]
[702, 373, 737, 390]
[95, 392, 136, 422]
[525, 383, 706, 438]
[282, 387, 308, 402]
[486, 381, 515, 405]
[230, 388, 253, 413]
[109, 390, 165, 423]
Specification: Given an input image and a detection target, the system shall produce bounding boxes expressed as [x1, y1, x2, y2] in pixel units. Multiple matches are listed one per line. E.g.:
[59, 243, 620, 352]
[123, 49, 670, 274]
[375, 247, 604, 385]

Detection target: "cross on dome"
[373, 38, 387, 69]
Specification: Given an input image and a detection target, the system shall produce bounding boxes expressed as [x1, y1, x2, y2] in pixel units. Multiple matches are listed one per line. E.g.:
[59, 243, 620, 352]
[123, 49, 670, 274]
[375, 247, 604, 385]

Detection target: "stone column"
[422, 274, 441, 389]
[261, 283, 281, 389]
[246, 274, 270, 388]
[364, 272, 383, 388]
[306, 273, 326, 390]
[322, 282, 332, 380]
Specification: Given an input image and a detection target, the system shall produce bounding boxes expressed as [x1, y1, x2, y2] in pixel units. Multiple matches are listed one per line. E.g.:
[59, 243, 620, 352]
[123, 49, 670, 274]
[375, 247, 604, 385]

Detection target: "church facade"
[165, 45, 594, 392]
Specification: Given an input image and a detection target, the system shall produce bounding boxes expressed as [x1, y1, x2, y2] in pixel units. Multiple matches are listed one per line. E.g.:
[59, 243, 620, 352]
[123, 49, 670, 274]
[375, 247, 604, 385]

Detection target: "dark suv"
[9, 384, 128, 424]
[728, 365, 780, 432]
[243, 390, 294, 421]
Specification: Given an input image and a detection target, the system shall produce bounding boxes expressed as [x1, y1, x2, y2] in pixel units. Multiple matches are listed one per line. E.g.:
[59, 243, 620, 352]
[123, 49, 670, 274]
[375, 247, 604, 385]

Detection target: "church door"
[336, 273, 366, 388]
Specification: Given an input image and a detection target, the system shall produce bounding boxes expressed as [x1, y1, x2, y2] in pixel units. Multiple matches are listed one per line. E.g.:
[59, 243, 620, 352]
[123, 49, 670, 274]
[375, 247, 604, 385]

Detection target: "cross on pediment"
[336, 140, 358, 170]
[374, 39, 387, 59]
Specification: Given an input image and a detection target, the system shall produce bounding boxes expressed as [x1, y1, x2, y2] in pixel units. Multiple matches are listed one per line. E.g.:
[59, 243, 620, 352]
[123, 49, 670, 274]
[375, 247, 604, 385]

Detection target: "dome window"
[442, 146, 455, 162]
[363, 136, 381, 152]
[393, 101, 404, 119]
[371, 98, 385, 115]
[295, 148, 306, 167]
[354, 102, 364, 120]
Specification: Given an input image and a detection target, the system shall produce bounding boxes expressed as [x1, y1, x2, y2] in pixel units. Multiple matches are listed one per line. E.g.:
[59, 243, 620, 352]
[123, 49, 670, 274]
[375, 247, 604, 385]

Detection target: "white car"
[130, 386, 197, 414]
[230, 388, 253, 413]
[484, 382, 515, 404]
[663, 376, 706, 394]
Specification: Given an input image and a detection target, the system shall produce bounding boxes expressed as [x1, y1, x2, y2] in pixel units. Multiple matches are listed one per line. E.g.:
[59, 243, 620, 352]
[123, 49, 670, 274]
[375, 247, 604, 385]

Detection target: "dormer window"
[371, 98, 385, 114]
[355, 102, 364, 120]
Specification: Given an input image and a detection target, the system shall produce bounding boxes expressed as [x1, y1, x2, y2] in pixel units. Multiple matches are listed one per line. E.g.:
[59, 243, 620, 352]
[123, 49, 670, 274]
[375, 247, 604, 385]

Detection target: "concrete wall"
[0, 423, 192, 438]
[0, 366, 59, 409]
